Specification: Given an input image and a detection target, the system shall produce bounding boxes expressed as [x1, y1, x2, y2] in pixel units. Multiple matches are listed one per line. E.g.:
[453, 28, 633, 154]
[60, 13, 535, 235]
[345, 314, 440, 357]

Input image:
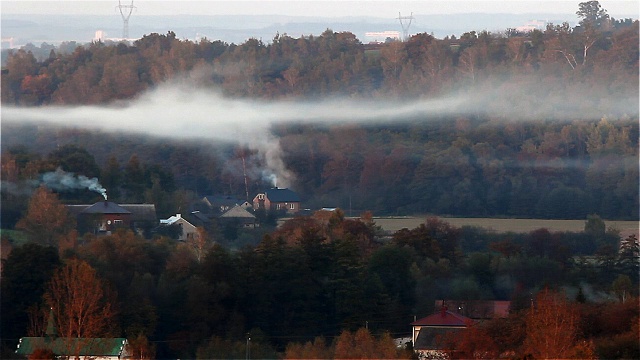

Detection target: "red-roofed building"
[411, 306, 475, 356]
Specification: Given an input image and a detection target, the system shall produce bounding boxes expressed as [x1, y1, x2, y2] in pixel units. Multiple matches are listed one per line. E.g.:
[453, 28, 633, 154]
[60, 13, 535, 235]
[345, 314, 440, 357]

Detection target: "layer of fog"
[3, 78, 638, 188]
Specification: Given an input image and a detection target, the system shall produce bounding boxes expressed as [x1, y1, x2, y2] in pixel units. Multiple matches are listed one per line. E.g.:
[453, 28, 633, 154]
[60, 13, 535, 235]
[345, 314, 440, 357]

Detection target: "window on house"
[289, 203, 295, 210]
[114, 220, 123, 225]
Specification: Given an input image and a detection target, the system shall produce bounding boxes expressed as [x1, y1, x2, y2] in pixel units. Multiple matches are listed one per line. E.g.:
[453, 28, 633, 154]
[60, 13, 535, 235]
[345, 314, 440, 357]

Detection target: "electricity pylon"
[117, 0, 136, 39]
[398, 12, 414, 41]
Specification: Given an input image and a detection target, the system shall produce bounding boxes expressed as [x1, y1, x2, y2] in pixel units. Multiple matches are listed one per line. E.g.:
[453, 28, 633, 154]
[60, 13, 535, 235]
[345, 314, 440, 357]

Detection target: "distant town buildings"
[94, 30, 106, 42]
[93, 29, 136, 43]
[516, 20, 547, 32]
[364, 30, 401, 43]
[1, 37, 15, 49]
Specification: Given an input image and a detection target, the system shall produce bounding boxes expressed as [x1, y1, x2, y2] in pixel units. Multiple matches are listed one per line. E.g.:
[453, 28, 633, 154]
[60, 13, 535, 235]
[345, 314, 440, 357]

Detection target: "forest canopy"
[1, 2, 639, 359]
[1, 3, 638, 220]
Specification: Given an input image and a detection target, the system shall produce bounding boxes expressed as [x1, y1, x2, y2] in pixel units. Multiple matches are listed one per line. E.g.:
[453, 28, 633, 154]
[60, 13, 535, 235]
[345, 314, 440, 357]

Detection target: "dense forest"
[1, 1, 639, 359]
[2, 8, 639, 219]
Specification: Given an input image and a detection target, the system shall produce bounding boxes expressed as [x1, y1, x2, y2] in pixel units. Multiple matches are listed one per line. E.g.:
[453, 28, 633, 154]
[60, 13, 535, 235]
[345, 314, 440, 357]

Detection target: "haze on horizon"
[2, 0, 638, 18]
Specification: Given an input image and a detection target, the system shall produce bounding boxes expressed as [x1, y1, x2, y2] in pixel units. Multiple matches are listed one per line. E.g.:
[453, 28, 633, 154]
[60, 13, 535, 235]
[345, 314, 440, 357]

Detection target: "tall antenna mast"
[117, 0, 136, 39]
[241, 151, 250, 202]
[398, 12, 414, 41]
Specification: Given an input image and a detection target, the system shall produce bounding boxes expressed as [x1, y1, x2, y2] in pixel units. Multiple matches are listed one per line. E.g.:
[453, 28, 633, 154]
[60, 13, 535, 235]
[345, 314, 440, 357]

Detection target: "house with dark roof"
[252, 187, 301, 214]
[411, 306, 474, 357]
[66, 201, 156, 237]
[186, 210, 211, 227]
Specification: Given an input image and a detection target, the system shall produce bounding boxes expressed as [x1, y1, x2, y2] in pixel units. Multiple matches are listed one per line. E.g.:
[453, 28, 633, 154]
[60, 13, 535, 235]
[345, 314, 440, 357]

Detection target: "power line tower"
[117, 0, 136, 39]
[398, 12, 414, 41]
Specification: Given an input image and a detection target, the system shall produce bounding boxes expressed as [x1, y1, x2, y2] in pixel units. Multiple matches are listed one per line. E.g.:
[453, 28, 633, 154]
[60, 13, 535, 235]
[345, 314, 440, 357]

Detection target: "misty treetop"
[1, 2, 638, 220]
[1, 12, 637, 105]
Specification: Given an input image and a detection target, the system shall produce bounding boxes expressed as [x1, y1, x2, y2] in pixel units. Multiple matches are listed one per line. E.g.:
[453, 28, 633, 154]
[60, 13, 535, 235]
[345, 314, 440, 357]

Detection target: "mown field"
[373, 216, 639, 238]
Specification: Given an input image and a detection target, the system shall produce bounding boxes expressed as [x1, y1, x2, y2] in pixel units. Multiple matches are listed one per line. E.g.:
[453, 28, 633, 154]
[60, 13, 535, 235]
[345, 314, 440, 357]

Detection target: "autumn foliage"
[284, 328, 410, 359]
[44, 258, 116, 339]
[1, 2, 638, 359]
[522, 288, 585, 359]
[15, 186, 75, 247]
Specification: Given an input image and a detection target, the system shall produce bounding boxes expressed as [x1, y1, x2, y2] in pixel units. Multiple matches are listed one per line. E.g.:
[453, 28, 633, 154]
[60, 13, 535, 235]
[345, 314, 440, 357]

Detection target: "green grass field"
[373, 216, 639, 238]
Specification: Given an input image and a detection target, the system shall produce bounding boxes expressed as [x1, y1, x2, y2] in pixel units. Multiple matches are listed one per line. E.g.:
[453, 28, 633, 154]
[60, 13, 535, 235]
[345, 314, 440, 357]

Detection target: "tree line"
[1, 5, 637, 104]
[1, 2, 638, 220]
[1, 3, 638, 357]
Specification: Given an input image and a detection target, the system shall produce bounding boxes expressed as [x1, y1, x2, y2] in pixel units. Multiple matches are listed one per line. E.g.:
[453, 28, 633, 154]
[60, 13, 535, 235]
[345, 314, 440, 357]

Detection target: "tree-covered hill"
[1, 4, 639, 359]
[1, 3, 638, 220]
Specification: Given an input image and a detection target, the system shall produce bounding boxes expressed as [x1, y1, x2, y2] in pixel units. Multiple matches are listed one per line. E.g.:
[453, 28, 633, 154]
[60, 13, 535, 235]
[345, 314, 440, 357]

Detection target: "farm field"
[373, 216, 639, 238]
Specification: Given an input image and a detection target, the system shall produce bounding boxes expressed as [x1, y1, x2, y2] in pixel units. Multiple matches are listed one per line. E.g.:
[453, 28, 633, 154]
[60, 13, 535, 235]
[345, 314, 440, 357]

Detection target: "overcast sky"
[1, 0, 638, 18]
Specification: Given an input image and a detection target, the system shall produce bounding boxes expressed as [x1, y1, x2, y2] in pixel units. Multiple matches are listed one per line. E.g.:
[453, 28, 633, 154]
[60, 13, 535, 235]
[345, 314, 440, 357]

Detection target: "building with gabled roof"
[411, 306, 474, 356]
[200, 195, 246, 214]
[220, 204, 258, 228]
[252, 187, 301, 214]
[159, 213, 198, 241]
[66, 201, 156, 237]
[82, 201, 130, 215]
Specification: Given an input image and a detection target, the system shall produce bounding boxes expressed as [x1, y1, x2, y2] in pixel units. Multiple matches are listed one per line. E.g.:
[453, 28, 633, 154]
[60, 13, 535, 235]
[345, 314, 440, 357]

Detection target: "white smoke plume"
[38, 168, 108, 200]
[2, 76, 637, 189]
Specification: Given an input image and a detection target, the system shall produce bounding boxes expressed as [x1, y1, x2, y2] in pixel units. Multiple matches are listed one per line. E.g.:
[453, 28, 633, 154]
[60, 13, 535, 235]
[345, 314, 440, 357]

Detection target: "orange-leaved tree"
[44, 258, 117, 356]
[523, 288, 593, 359]
[16, 185, 75, 247]
[333, 328, 409, 359]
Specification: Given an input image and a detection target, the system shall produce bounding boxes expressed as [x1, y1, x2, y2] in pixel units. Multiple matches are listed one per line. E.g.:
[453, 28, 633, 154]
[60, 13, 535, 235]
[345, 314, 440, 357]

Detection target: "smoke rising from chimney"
[38, 168, 108, 199]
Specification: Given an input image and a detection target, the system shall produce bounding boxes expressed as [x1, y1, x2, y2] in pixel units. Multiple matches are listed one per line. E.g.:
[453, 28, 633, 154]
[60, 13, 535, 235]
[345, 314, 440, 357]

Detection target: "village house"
[219, 204, 258, 228]
[252, 187, 301, 214]
[411, 306, 474, 358]
[159, 213, 198, 241]
[66, 200, 156, 237]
